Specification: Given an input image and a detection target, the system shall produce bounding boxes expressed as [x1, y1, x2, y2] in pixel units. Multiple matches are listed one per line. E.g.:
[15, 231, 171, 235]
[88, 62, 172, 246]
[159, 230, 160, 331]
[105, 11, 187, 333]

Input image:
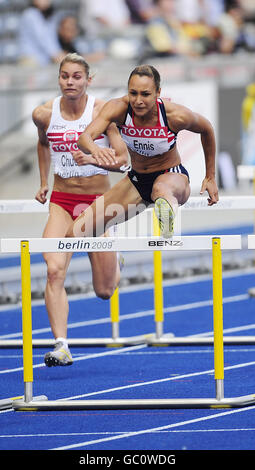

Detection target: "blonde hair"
[59, 53, 90, 78]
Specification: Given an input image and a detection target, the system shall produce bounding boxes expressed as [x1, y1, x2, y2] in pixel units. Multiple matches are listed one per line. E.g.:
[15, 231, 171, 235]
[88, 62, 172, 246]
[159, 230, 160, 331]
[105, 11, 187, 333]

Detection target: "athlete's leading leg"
[152, 172, 190, 237]
[72, 175, 144, 239]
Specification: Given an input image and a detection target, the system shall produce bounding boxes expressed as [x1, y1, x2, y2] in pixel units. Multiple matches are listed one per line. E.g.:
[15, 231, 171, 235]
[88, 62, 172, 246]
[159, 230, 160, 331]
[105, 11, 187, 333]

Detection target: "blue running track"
[1, 269, 255, 454]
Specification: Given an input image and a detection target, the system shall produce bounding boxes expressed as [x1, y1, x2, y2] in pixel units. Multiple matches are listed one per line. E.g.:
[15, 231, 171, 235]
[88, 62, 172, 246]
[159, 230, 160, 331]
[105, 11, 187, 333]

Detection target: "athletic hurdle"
[0, 198, 174, 348]
[148, 195, 255, 346]
[3, 234, 255, 410]
[237, 165, 255, 298]
[1, 196, 255, 348]
[0, 199, 150, 348]
[0, 198, 175, 348]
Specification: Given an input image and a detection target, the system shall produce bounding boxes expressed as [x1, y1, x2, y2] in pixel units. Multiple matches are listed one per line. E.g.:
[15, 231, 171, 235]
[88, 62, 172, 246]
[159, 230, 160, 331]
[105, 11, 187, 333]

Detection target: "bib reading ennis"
[46, 95, 109, 178]
[121, 98, 177, 157]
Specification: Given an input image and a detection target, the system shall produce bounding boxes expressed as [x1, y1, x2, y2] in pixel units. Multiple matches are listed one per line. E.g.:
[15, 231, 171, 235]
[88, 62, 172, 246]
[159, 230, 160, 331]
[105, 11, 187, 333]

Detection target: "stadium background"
[1, 1, 255, 239]
[1, 0, 255, 453]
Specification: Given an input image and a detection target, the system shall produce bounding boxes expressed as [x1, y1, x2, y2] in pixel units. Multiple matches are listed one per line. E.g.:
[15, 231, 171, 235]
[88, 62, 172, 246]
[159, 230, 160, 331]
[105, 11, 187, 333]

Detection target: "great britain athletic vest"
[46, 95, 109, 178]
[120, 98, 177, 157]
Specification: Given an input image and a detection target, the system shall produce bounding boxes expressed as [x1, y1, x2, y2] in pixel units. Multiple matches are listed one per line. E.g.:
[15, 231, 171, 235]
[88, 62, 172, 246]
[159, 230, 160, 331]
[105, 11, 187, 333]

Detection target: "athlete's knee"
[151, 180, 172, 200]
[46, 260, 66, 285]
[152, 178, 187, 203]
[94, 283, 115, 300]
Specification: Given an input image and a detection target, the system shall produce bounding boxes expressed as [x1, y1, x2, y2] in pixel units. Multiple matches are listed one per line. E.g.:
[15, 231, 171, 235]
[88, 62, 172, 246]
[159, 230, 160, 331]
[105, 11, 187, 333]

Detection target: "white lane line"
[2, 427, 255, 440]
[0, 293, 250, 340]
[0, 428, 255, 439]
[0, 344, 147, 375]
[51, 404, 255, 450]
[62, 360, 255, 401]
[2, 347, 255, 359]
[1, 360, 255, 416]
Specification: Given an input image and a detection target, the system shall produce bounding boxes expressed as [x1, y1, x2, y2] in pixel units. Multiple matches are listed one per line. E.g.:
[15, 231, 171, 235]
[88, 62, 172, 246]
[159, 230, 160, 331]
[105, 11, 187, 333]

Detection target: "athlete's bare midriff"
[53, 173, 111, 194]
[129, 145, 181, 173]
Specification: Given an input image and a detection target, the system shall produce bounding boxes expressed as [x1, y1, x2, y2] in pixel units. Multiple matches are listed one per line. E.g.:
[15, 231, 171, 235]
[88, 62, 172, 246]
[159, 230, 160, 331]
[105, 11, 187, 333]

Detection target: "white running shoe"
[154, 197, 174, 238]
[44, 341, 73, 367]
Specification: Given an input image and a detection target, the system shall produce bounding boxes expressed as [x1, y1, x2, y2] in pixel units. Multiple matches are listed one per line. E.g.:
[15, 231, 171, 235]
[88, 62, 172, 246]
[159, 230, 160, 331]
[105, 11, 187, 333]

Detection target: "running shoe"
[44, 341, 73, 367]
[154, 197, 174, 238]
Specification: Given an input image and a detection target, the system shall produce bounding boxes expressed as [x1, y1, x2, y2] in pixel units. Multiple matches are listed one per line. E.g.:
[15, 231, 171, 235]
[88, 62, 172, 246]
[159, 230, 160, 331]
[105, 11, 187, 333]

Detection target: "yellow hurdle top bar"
[0, 235, 241, 253]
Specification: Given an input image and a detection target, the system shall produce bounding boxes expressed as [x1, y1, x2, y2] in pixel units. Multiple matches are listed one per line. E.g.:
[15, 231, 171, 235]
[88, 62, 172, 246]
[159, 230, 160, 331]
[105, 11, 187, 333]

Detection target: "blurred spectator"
[18, 0, 65, 66]
[176, 0, 204, 23]
[217, 1, 244, 53]
[237, 0, 255, 51]
[203, 0, 225, 26]
[238, 0, 255, 20]
[144, 0, 193, 58]
[125, 0, 156, 24]
[57, 16, 78, 54]
[175, 0, 217, 54]
[143, 0, 216, 59]
[79, 0, 148, 60]
[57, 15, 105, 64]
[217, 0, 255, 53]
[200, 0, 225, 52]
[79, 0, 131, 37]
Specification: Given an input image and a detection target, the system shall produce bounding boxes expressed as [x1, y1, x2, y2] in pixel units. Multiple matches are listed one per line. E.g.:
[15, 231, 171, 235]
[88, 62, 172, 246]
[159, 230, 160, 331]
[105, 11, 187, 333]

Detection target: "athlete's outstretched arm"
[105, 123, 130, 171]
[73, 121, 129, 172]
[78, 98, 127, 167]
[167, 103, 218, 206]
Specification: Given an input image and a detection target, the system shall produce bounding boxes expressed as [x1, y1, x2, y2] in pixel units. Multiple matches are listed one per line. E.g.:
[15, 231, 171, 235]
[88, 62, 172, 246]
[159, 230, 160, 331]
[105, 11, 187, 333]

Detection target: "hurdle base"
[147, 336, 255, 346]
[0, 395, 48, 411]
[2, 334, 255, 348]
[0, 335, 151, 348]
[12, 394, 255, 411]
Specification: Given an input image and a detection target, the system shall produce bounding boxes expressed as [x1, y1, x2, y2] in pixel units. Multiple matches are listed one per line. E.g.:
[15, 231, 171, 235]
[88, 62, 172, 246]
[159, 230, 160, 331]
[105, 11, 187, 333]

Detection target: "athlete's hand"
[200, 177, 219, 206]
[91, 147, 118, 167]
[71, 150, 95, 166]
[35, 185, 48, 204]
[72, 147, 118, 168]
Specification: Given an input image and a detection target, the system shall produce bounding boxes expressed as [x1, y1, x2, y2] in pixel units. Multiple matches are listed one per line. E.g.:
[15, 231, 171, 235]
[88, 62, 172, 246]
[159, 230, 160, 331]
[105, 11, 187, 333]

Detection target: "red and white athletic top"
[121, 98, 177, 157]
[46, 95, 109, 178]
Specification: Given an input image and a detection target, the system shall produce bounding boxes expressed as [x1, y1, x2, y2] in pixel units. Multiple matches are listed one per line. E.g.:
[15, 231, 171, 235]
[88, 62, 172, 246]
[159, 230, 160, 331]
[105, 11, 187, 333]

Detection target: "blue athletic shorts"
[128, 164, 190, 204]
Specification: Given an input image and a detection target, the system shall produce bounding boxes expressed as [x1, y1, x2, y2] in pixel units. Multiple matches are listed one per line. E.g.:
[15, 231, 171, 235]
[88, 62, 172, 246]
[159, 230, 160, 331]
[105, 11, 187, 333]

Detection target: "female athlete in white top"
[32, 53, 129, 366]
[68, 64, 218, 241]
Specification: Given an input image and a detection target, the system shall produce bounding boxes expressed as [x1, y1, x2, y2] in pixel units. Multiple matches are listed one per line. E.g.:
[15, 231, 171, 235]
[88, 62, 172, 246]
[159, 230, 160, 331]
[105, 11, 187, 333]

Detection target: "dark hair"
[59, 53, 90, 78]
[224, 0, 239, 11]
[30, 1, 54, 18]
[128, 65, 161, 91]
